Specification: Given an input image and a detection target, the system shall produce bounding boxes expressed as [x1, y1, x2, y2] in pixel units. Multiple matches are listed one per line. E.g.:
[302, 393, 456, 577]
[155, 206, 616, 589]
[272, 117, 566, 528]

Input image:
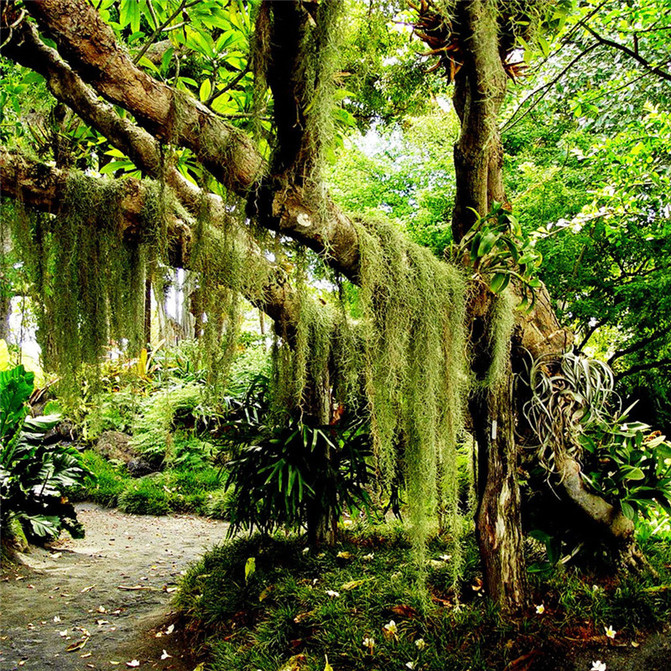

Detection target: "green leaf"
[624, 467, 645, 481]
[489, 272, 510, 293]
[199, 78, 212, 102]
[244, 556, 256, 583]
[620, 501, 635, 520]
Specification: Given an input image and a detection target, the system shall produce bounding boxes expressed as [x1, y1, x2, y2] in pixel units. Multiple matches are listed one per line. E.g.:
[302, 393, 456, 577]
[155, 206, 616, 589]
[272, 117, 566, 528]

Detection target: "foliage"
[522, 351, 617, 473]
[355, 216, 468, 563]
[175, 528, 671, 671]
[450, 202, 543, 306]
[7, 174, 158, 400]
[129, 380, 215, 460]
[223, 410, 374, 538]
[0, 365, 88, 542]
[73, 449, 228, 518]
[580, 417, 671, 521]
[522, 350, 671, 526]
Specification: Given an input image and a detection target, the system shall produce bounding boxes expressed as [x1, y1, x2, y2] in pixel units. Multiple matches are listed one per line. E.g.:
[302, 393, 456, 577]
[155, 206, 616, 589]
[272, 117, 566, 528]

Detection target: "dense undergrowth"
[174, 522, 671, 671]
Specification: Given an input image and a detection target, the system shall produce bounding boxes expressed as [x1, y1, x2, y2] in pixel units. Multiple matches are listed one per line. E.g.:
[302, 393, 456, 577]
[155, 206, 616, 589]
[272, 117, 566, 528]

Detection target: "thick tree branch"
[23, 0, 364, 279]
[0, 19, 300, 335]
[0, 151, 298, 338]
[0, 149, 187, 240]
[615, 357, 671, 381]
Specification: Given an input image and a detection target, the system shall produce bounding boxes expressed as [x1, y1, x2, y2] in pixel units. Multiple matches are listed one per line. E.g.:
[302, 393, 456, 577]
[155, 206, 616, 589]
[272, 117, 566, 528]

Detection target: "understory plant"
[0, 365, 89, 543]
[223, 386, 374, 542]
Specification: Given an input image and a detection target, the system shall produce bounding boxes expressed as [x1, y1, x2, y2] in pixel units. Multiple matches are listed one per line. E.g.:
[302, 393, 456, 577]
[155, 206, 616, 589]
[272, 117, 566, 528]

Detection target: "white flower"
[591, 661, 607, 671]
[535, 604, 545, 614]
[325, 590, 340, 598]
[604, 625, 616, 639]
[414, 638, 426, 650]
[363, 553, 374, 560]
[405, 662, 415, 669]
[439, 554, 451, 561]
[383, 620, 398, 636]
[363, 636, 375, 651]
[160, 650, 171, 660]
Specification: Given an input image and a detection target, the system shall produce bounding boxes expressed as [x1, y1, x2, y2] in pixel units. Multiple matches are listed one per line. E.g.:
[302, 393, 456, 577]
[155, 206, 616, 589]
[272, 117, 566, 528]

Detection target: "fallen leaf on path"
[97, 620, 110, 626]
[118, 585, 155, 591]
[65, 636, 89, 652]
[278, 654, 307, 671]
[293, 611, 314, 624]
[126, 661, 140, 668]
[80, 653, 92, 658]
[53, 616, 62, 623]
[341, 579, 370, 591]
[259, 585, 276, 602]
[97, 606, 107, 613]
[81, 585, 96, 593]
[165, 624, 175, 635]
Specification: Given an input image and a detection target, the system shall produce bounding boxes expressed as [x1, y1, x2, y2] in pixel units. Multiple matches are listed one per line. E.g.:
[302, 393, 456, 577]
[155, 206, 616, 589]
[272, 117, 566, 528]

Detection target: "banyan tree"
[0, 0, 655, 612]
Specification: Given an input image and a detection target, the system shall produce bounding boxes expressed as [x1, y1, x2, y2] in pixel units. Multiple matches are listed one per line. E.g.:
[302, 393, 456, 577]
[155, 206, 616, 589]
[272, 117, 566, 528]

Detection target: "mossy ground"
[174, 523, 671, 671]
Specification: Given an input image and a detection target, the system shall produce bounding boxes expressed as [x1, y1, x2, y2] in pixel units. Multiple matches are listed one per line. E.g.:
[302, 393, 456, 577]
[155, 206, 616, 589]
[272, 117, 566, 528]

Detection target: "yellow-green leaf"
[244, 556, 256, 583]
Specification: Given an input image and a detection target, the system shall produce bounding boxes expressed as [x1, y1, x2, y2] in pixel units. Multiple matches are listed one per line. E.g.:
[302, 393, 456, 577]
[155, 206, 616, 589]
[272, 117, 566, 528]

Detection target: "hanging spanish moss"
[481, 288, 516, 391]
[189, 194, 272, 398]
[354, 215, 469, 576]
[8, 174, 163, 400]
[270, 248, 362, 423]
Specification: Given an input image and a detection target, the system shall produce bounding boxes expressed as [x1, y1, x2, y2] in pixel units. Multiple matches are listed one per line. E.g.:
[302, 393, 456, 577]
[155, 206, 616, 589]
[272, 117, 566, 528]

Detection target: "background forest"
[1, 0, 671, 669]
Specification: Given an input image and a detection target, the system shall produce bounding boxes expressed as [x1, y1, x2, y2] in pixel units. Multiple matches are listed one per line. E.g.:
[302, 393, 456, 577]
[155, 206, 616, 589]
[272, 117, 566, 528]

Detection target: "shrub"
[1, 365, 89, 543]
[117, 477, 173, 516]
[224, 411, 374, 541]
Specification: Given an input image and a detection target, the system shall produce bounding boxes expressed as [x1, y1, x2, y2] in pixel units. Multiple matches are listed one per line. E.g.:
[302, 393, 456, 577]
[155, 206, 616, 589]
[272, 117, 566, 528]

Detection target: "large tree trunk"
[469, 286, 527, 611]
[472, 379, 527, 610]
[450, 1, 527, 609]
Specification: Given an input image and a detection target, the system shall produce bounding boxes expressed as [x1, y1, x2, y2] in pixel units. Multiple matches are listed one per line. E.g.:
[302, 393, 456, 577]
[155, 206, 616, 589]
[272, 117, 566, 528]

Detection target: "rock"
[126, 457, 156, 478]
[94, 430, 136, 464]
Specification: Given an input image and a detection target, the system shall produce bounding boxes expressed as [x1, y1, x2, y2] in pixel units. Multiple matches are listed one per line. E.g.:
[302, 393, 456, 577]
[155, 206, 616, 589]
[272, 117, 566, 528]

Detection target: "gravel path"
[0, 503, 229, 671]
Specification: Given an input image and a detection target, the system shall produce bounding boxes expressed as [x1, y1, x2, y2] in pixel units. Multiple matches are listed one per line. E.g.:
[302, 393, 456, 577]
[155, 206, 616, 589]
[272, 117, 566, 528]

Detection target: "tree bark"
[469, 285, 527, 611]
[449, 1, 527, 609]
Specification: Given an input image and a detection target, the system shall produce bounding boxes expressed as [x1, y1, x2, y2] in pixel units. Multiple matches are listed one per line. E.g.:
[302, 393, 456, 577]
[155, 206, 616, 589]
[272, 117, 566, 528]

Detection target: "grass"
[171, 522, 671, 671]
[71, 450, 232, 518]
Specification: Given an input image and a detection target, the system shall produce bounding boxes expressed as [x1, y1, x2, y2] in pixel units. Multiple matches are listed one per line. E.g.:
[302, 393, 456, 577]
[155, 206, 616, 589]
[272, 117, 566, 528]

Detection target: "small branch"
[575, 321, 601, 354]
[583, 24, 671, 83]
[608, 331, 666, 365]
[205, 64, 250, 106]
[500, 43, 599, 133]
[133, 0, 201, 66]
[616, 358, 671, 381]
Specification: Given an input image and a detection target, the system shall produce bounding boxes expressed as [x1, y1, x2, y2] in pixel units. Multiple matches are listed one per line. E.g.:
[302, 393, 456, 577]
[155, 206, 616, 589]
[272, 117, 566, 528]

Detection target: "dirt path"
[0, 503, 229, 671]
